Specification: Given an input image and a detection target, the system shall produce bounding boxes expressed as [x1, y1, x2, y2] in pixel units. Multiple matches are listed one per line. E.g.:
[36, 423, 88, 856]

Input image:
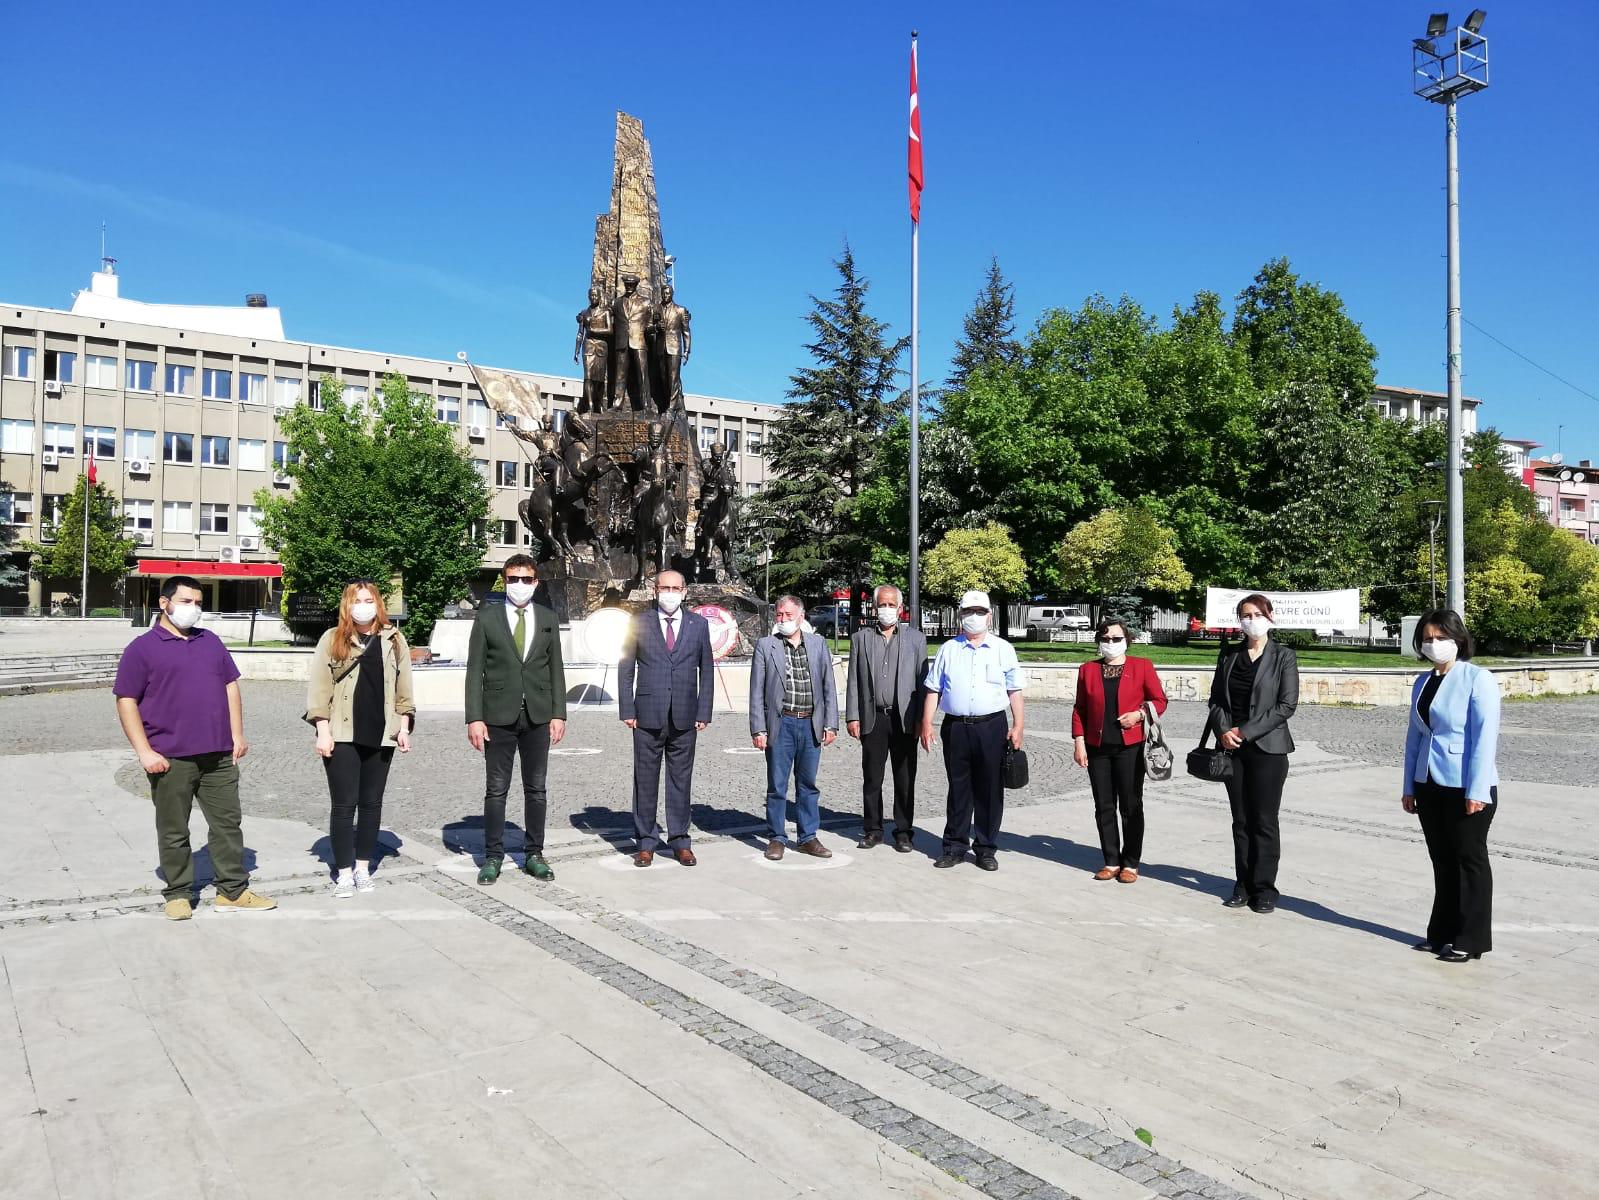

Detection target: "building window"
[466, 400, 490, 432]
[497, 519, 519, 545]
[44, 350, 76, 383]
[497, 460, 518, 487]
[124, 429, 156, 461]
[342, 384, 368, 405]
[163, 431, 194, 464]
[199, 503, 230, 534]
[200, 435, 231, 467]
[550, 409, 568, 432]
[83, 426, 117, 459]
[524, 462, 539, 488]
[122, 499, 154, 532]
[745, 481, 761, 497]
[0, 418, 34, 454]
[165, 364, 195, 396]
[202, 368, 232, 400]
[84, 354, 117, 389]
[237, 439, 267, 472]
[162, 501, 193, 533]
[436, 391, 460, 424]
[1, 490, 33, 525]
[40, 494, 67, 531]
[472, 458, 489, 480]
[239, 372, 267, 404]
[126, 359, 156, 392]
[3, 346, 35, 379]
[236, 505, 262, 537]
[747, 433, 764, 456]
[43, 423, 76, 456]
[306, 380, 328, 410]
[272, 441, 295, 469]
[698, 424, 717, 451]
[723, 428, 741, 453]
[273, 376, 302, 407]
[1536, 496, 1553, 517]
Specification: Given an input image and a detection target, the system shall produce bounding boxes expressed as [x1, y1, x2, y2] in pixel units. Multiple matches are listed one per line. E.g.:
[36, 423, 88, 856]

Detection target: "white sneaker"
[353, 867, 375, 894]
[332, 875, 354, 899]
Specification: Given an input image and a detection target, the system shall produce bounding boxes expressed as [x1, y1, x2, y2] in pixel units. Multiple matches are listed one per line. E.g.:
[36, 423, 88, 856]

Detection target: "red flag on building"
[908, 39, 923, 223]
[87, 444, 97, 484]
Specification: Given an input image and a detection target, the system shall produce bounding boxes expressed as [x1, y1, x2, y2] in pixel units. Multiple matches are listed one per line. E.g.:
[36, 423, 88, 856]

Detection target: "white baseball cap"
[959, 590, 992, 612]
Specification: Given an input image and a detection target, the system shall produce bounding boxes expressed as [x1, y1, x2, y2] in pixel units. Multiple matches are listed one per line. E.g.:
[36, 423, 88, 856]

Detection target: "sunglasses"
[1102, 636, 1126, 643]
[505, 575, 537, 584]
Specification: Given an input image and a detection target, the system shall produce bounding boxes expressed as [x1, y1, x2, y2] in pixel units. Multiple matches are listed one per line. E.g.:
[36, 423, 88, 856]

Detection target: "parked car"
[807, 606, 841, 636]
[1024, 605, 1091, 640]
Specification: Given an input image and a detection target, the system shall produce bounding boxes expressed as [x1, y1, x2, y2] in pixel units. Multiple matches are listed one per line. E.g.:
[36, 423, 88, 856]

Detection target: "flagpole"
[79, 465, 91, 619]
[907, 30, 922, 627]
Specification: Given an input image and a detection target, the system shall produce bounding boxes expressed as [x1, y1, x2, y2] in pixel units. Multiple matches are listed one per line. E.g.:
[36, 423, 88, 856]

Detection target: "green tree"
[258, 373, 489, 645]
[750, 245, 907, 611]
[21, 474, 136, 588]
[1057, 505, 1193, 604]
[0, 483, 25, 591]
[1230, 257, 1378, 403]
[946, 257, 1021, 392]
[922, 523, 1027, 604]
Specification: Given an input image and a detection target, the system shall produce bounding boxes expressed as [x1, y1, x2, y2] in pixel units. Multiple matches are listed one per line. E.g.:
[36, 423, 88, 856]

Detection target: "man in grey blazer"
[618, 570, 714, 867]
[750, 595, 839, 860]
[844, 584, 928, 851]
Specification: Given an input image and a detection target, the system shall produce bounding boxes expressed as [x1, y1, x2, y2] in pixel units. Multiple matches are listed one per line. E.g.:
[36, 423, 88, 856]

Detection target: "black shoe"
[1223, 890, 1249, 908]
[1413, 940, 1437, 953]
[1249, 897, 1276, 914]
[857, 831, 884, 849]
[1437, 946, 1480, 962]
[975, 855, 998, 872]
[934, 853, 963, 869]
[892, 834, 913, 853]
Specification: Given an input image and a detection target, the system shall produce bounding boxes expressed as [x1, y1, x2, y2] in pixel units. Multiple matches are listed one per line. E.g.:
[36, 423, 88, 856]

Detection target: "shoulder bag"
[1185, 721, 1233, 783]
[1003, 743, 1030, 789]
[1143, 701, 1173, 781]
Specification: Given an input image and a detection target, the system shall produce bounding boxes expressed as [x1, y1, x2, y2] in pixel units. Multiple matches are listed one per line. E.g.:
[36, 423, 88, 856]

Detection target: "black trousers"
[1415, 777, 1496, 955]
[941, 715, 1008, 855]
[324, 742, 394, 870]
[1224, 745, 1289, 901]
[632, 722, 697, 852]
[482, 711, 551, 860]
[860, 709, 917, 836]
[1086, 743, 1144, 868]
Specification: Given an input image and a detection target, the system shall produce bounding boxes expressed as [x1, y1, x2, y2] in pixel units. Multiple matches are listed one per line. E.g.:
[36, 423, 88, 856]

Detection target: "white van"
[1023, 605, 1091, 640]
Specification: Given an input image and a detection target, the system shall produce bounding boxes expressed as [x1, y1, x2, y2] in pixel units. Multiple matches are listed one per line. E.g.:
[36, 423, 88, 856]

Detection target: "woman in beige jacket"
[305, 581, 415, 897]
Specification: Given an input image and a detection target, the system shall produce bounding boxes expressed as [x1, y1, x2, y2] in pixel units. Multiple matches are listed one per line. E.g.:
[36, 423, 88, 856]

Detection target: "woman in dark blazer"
[1401, 608, 1500, 963]
[1208, 593, 1299, 913]
[1072, 619, 1168, 882]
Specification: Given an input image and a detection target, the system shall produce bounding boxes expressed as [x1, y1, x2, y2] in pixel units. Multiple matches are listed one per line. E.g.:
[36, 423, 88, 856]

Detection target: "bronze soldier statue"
[610, 274, 652, 411]
[650, 282, 692, 413]
[574, 285, 614, 412]
[693, 441, 741, 583]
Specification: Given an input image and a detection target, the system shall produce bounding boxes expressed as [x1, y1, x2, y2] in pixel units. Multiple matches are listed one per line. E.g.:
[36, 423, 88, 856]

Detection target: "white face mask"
[505, 582, 537, 606]
[657, 590, 683, 614]
[961, 613, 988, 635]
[1239, 616, 1272, 639]
[775, 618, 800, 637]
[350, 601, 378, 625]
[1420, 637, 1458, 666]
[167, 602, 202, 631]
[876, 605, 899, 627]
[1098, 639, 1126, 660]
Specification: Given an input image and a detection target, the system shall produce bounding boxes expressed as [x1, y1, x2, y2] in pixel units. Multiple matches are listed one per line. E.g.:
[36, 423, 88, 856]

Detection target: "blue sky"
[3, 1, 1595, 456]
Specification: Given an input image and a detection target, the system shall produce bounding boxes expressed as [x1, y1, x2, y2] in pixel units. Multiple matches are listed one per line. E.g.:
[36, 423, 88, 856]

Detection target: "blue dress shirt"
[926, 634, 1025, 717]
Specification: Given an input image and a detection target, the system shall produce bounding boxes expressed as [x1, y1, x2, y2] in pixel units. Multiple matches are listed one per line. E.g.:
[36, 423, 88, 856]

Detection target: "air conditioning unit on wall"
[237, 535, 260, 551]
[219, 545, 241, 563]
[128, 458, 151, 475]
[44, 380, 63, 397]
[40, 451, 58, 467]
[467, 423, 486, 440]
[135, 530, 154, 546]
[272, 471, 291, 486]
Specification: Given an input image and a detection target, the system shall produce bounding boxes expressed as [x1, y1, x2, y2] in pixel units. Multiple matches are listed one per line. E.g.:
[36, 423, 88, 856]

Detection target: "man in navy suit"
[618, 570, 714, 866]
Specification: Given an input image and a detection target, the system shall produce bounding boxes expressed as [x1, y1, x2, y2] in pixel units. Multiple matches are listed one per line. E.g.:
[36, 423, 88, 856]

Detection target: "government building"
[0, 264, 781, 613]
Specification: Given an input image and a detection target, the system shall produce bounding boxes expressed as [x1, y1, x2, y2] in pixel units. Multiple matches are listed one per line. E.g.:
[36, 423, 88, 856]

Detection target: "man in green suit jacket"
[465, 554, 567, 884]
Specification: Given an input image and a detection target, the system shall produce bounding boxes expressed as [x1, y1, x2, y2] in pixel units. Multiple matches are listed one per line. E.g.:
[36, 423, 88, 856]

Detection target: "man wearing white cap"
[919, 590, 1026, 870]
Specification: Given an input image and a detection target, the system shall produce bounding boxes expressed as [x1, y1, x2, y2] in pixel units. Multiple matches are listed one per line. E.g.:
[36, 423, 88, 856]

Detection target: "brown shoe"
[765, 840, 785, 861]
[1093, 866, 1118, 881]
[1117, 867, 1139, 884]
[796, 839, 833, 859]
[674, 848, 698, 867]
[634, 850, 654, 868]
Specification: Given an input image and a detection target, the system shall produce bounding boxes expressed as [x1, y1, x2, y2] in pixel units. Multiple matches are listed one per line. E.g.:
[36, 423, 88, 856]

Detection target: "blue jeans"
[765, 713, 821, 844]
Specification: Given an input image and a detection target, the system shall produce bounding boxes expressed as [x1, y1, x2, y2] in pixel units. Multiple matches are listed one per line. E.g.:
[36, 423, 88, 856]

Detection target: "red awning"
[135, 560, 284, 579]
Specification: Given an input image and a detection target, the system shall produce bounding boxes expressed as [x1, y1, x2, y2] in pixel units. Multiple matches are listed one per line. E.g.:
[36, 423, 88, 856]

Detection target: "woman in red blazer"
[1072, 619, 1168, 882]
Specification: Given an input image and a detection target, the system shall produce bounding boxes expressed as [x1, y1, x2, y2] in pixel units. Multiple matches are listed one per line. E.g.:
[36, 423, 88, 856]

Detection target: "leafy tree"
[258, 373, 489, 646]
[1230, 257, 1378, 403]
[0, 483, 25, 591]
[947, 257, 1021, 392]
[750, 245, 907, 616]
[21, 474, 136, 587]
[1057, 504, 1193, 604]
[922, 523, 1027, 604]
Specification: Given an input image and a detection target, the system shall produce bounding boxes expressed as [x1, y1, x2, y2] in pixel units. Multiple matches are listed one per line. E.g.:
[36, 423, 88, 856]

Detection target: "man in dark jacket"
[844, 584, 927, 851]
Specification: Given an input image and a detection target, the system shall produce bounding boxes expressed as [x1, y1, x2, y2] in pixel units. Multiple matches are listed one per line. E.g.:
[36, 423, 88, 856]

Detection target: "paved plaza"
[2, 681, 1597, 1199]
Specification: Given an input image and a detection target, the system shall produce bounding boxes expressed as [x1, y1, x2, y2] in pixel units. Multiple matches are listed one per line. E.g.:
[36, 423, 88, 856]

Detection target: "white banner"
[1203, 587, 1361, 631]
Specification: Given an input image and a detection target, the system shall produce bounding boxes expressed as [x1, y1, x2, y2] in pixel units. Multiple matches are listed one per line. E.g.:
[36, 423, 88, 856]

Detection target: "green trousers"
[149, 753, 248, 901]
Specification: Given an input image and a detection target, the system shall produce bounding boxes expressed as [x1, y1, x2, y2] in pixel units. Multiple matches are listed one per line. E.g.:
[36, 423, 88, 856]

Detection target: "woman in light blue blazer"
[1401, 609, 1501, 963]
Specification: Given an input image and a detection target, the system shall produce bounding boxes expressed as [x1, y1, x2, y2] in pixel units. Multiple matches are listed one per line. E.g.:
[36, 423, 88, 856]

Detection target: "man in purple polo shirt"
[114, 575, 277, 920]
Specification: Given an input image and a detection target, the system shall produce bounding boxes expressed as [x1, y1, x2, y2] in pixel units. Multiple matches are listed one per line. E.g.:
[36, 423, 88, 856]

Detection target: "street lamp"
[1413, 11, 1489, 616]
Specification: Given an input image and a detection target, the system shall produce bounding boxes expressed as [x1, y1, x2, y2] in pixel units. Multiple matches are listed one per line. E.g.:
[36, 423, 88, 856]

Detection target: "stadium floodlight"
[1427, 12, 1450, 36]
[1464, 9, 1486, 33]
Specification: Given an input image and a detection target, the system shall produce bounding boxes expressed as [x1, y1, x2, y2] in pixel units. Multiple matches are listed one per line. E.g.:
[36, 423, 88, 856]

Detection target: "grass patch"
[223, 640, 295, 649]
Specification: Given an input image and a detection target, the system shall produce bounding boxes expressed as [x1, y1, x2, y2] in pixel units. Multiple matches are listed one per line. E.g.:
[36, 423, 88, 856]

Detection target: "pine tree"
[947, 257, 1020, 392]
[751, 246, 908, 609]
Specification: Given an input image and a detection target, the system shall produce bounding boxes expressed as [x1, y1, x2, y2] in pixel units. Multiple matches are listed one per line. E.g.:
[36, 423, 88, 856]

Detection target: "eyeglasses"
[505, 575, 537, 584]
[1103, 636, 1126, 643]
[962, 608, 990, 616]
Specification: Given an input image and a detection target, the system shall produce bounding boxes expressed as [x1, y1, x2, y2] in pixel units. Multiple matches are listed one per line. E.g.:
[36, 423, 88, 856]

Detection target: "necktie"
[665, 615, 676, 652]
[513, 605, 526, 658]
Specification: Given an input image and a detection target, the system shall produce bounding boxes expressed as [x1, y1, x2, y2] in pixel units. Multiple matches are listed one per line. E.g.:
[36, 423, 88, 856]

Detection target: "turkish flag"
[87, 444, 97, 485]
[908, 40, 923, 223]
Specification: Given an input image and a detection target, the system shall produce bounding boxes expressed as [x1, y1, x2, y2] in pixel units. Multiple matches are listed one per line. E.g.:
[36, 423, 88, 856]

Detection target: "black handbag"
[1003, 744, 1029, 789]
[1184, 722, 1233, 782]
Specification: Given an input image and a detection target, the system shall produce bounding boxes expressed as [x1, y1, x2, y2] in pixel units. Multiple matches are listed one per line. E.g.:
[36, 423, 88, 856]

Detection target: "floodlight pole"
[1443, 95, 1465, 615]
